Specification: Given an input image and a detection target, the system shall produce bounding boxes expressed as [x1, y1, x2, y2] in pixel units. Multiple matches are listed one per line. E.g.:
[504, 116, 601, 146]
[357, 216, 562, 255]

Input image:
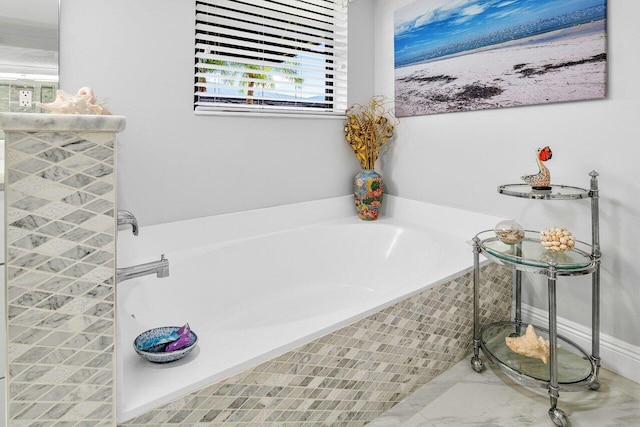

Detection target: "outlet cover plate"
[19, 90, 33, 107]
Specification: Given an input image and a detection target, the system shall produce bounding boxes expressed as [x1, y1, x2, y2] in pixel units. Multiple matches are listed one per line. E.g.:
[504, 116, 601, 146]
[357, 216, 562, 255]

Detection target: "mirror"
[0, 0, 59, 116]
[0, 1, 58, 424]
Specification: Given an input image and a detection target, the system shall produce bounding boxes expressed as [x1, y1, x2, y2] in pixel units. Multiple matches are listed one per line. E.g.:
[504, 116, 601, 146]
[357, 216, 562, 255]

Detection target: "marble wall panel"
[2, 113, 124, 426]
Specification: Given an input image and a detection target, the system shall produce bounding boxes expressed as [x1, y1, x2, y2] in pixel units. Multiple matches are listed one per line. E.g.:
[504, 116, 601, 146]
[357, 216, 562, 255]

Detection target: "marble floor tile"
[600, 368, 640, 401]
[403, 413, 437, 427]
[370, 356, 640, 427]
[368, 357, 475, 426]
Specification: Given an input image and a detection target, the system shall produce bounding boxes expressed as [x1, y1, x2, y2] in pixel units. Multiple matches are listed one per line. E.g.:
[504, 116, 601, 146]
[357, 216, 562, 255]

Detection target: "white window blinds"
[194, 0, 348, 115]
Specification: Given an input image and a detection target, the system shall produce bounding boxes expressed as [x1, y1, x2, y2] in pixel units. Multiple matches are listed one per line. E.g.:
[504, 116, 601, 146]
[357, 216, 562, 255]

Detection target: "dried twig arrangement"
[344, 96, 397, 170]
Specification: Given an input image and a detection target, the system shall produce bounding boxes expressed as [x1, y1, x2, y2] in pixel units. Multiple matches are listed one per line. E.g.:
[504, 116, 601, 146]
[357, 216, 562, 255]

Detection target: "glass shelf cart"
[470, 172, 601, 427]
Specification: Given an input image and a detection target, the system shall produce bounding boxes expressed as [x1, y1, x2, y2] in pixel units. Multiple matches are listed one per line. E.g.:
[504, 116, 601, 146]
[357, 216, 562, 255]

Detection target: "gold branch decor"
[344, 96, 397, 170]
[345, 96, 397, 220]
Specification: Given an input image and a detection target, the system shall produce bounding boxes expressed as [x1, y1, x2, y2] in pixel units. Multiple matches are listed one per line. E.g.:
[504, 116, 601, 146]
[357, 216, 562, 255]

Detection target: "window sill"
[194, 109, 346, 120]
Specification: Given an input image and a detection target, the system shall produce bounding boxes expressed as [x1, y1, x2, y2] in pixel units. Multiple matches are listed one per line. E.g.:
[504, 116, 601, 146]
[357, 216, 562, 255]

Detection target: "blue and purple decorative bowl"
[133, 326, 198, 363]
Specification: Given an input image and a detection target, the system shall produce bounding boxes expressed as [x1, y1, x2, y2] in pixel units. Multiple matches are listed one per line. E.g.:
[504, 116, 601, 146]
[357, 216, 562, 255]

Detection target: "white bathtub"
[116, 196, 503, 422]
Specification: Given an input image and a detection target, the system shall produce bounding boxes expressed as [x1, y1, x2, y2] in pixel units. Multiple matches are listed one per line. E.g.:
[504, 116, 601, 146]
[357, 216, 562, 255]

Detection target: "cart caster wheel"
[549, 407, 568, 427]
[470, 356, 484, 372]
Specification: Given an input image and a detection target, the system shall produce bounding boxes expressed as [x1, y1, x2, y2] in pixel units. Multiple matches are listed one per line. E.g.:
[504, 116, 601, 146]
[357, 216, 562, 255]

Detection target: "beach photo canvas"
[394, 0, 607, 117]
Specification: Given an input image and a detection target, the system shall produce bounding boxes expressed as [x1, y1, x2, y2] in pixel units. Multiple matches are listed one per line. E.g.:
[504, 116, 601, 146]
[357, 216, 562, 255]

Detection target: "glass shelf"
[481, 322, 594, 385]
[476, 230, 595, 272]
[498, 184, 590, 200]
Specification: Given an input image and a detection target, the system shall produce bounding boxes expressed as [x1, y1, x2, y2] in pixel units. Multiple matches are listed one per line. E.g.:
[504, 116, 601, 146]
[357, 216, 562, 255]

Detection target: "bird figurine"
[521, 146, 552, 190]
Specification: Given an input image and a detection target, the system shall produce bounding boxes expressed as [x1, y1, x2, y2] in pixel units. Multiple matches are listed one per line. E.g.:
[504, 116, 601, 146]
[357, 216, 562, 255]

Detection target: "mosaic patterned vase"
[354, 169, 384, 221]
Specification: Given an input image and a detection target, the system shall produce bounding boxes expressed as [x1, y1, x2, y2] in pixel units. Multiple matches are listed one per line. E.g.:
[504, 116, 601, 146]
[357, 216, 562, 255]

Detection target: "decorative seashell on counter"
[494, 219, 525, 245]
[37, 87, 111, 115]
[540, 226, 575, 252]
[505, 324, 551, 364]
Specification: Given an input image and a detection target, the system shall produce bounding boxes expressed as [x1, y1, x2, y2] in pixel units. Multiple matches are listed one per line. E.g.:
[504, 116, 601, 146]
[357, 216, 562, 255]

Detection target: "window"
[194, 0, 348, 116]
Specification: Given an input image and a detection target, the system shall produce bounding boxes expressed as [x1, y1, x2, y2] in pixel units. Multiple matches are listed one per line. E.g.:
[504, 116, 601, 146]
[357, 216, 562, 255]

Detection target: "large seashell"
[505, 324, 551, 363]
[37, 87, 110, 115]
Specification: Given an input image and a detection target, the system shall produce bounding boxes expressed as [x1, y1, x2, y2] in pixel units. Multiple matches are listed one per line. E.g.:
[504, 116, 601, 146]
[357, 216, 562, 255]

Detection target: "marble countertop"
[0, 112, 126, 132]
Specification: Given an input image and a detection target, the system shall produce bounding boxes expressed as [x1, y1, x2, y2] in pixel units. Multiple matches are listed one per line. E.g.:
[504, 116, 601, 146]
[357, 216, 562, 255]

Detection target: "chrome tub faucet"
[118, 210, 139, 236]
[117, 254, 170, 283]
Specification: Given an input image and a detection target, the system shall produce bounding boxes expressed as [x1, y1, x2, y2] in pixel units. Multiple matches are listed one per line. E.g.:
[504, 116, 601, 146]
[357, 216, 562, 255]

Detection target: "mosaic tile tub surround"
[1, 112, 125, 426]
[1, 112, 511, 425]
[120, 263, 512, 426]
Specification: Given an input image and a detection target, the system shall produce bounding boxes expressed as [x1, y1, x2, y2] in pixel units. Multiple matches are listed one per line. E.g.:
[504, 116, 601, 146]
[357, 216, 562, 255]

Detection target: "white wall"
[60, 0, 375, 226]
[374, 0, 640, 350]
[58, 0, 638, 365]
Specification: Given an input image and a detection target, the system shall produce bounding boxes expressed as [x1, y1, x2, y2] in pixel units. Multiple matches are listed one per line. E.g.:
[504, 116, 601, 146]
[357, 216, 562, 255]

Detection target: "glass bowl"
[494, 220, 525, 245]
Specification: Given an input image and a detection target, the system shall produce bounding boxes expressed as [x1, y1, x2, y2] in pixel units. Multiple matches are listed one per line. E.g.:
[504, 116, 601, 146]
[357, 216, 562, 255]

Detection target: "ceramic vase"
[353, 169, 384, 221]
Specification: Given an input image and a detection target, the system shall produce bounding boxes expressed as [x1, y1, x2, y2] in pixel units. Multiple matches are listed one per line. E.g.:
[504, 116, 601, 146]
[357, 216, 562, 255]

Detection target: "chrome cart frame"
[471, 172, 601, 427]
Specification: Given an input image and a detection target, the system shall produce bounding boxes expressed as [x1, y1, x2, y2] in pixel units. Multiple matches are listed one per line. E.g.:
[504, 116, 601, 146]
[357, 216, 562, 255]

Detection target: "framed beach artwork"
[394, 0, 607, 117]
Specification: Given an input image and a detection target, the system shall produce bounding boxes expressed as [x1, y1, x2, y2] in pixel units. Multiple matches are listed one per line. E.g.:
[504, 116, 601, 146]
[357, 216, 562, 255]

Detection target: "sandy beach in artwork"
[394, 21, 607, 117]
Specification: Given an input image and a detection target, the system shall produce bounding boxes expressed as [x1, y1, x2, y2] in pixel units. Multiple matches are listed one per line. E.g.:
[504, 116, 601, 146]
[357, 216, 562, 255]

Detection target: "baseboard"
[519, 304, 640, 385]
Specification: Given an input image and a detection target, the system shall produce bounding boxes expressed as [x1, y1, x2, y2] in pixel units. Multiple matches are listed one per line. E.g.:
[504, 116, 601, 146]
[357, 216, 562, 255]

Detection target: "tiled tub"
[2, 113, 510, 425]
[117, 197, 513, 425]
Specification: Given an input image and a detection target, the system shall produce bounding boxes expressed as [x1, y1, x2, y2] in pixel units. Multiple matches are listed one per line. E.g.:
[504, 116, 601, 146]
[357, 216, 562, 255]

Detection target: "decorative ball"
[494, 220, 525, 245]
[540, 227, 575, 252]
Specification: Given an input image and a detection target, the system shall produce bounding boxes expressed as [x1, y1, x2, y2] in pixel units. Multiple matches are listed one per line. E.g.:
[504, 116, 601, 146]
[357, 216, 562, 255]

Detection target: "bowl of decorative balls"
[494, 220, 525, 245]
[540, 227, 575, 252]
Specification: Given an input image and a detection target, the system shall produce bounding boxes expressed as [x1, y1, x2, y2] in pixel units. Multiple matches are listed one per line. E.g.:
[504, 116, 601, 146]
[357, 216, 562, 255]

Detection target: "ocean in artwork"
[394, 0, 607, 117]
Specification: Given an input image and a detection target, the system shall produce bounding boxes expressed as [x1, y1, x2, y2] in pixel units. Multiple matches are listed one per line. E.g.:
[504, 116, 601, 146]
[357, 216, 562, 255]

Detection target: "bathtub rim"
[115, 195, 507, 422]
[117, 195, 505, 263]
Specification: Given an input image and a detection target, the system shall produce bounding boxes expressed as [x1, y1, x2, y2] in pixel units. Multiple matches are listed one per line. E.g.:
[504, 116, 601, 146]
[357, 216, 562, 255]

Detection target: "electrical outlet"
[19, 90, 33, 107]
